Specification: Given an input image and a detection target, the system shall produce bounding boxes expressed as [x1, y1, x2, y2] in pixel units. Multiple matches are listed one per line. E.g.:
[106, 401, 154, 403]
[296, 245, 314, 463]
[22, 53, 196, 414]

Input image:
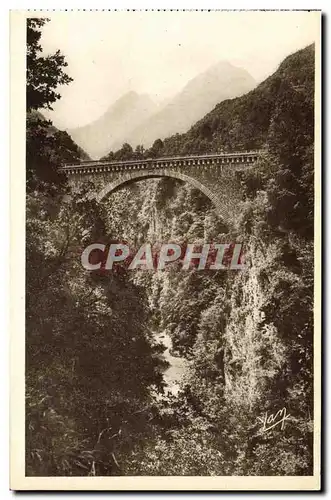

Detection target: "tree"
[114, 143, 133, 160]
[149, 138, 164, 158]
[26, 18, 73, 112]
[133, 145, 145, 159]
[26, 19, 78, 190]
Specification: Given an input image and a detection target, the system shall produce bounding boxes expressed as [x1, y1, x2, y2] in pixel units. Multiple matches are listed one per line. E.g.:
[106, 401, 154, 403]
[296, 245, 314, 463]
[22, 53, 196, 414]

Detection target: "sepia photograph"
[10, 9, 321, 490]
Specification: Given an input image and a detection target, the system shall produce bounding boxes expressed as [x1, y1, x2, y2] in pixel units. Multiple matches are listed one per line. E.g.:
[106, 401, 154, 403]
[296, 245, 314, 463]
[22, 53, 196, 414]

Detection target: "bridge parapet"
[61, 151, 261, 176]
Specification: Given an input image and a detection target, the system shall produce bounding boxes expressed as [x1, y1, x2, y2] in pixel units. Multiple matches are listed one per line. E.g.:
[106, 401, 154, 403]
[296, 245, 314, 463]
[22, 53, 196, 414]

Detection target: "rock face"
[68, 91, 157, 159]
[126, 61, 256, 148]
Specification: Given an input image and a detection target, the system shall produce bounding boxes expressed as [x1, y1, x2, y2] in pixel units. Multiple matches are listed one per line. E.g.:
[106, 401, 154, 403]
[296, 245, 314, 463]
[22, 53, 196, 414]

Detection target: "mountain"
[30, 111, 91, 161]
[68, 92, 157, 159]
[156, 44, 314, 156]
[125, 61, 256, 149]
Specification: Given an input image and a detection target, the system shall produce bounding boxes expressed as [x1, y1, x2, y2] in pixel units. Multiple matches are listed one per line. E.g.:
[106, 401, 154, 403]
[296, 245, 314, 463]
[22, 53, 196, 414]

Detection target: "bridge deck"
[61, 151, 262, 174]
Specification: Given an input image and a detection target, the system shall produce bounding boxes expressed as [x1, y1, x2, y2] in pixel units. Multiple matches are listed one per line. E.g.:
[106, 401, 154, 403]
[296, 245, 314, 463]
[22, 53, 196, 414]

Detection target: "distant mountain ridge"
[124, 61, 256, 149]
[68, 92, 157, 159]
[68, 61, 256, 159]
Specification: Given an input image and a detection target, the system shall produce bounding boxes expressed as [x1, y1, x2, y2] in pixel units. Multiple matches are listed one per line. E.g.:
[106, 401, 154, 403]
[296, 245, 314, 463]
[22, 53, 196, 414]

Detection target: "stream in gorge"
[154, 331, 188, 395]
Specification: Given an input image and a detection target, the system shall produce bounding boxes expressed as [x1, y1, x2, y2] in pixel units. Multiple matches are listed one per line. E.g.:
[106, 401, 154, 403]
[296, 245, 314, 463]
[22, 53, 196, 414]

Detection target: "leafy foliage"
[27, 18, 73, 112]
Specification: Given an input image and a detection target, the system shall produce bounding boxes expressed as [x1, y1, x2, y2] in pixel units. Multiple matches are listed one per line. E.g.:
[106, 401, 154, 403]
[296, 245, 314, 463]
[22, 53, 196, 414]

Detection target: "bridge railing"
[61, 150, 263, 170]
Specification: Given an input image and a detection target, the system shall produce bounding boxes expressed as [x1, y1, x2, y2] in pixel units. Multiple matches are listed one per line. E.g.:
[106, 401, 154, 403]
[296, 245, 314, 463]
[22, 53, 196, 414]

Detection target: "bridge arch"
[96, 169, 220, 209]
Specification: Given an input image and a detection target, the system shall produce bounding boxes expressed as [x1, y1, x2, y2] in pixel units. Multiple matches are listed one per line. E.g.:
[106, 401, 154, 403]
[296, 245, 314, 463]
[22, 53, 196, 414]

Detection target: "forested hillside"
[26, 18, 315, 477]
[156, 44, 315, 156]
[102, 44, 314, 162]
[26, 110, 90, 191]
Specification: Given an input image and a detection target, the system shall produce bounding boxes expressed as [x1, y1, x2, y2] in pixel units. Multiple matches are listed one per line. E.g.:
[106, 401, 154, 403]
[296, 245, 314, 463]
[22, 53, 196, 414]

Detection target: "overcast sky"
[39, 11, 319, 129]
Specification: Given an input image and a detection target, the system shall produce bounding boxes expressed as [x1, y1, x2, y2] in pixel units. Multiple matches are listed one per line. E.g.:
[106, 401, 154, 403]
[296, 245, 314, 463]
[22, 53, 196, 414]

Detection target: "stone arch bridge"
[61, 151, 261, 226]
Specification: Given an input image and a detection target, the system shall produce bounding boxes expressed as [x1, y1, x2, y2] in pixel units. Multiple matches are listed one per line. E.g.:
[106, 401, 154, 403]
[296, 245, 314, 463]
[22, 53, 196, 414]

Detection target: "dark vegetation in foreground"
[26, 18, 314, 475]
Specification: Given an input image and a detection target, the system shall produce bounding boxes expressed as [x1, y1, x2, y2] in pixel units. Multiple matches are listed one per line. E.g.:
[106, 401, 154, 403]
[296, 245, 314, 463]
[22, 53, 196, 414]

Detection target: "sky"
[39, 11, 320, 129]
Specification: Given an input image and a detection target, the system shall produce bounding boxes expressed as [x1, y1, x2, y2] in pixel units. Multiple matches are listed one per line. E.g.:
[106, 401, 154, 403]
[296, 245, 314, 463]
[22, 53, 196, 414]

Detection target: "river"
[154, 331, 188, 395]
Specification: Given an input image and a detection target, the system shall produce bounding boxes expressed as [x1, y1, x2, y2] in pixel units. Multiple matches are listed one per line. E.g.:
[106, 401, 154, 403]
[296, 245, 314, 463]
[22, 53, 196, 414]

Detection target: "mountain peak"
[125, 62, 256, 149]
[68, 92, 157, 159]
